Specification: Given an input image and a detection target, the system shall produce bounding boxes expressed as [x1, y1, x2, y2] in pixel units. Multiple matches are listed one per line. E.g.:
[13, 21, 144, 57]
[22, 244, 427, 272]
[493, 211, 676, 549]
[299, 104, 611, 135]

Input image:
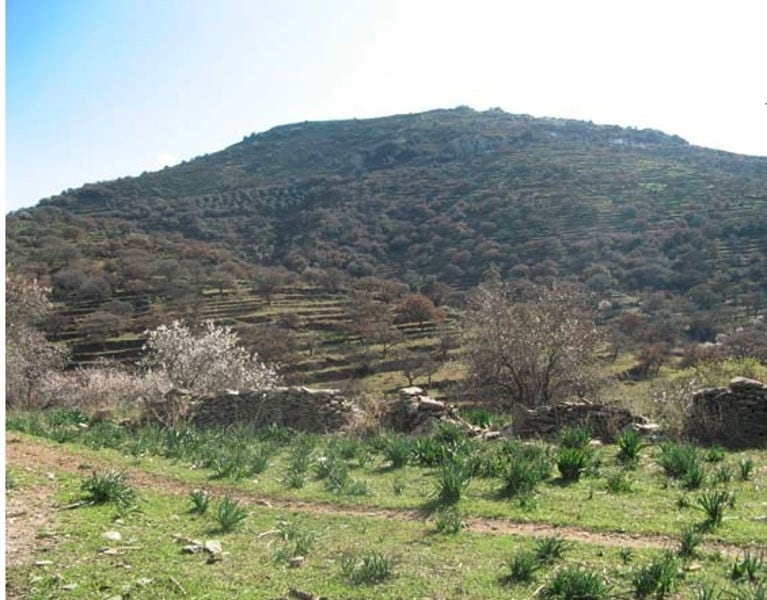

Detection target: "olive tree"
[463, 283, 603, 408]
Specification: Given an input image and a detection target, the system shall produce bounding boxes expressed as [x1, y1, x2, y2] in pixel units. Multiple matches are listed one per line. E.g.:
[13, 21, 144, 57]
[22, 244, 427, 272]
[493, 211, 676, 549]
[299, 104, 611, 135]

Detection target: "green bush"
[340, 551, 395, 585]
[697, 490, 732, 529]
[189, 489, 211, 515]
[502, 551, 540, 585]
[432, 457, 472, 506]
[215, 496, 248, 533]
[632, 552, 677, 599]
[543, 566, 609, 599]
[558, 426, 592, 449]
[80, 470, 136, 508]
[534, 536, 569, 564]
[557, 447, 593, 482]
[657, 442, 701, 480]
[617, 429, 646, 465]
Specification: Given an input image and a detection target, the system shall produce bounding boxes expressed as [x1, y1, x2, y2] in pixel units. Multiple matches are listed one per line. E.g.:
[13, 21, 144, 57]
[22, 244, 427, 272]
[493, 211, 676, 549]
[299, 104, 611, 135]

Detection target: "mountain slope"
[8, 107, 767, 317]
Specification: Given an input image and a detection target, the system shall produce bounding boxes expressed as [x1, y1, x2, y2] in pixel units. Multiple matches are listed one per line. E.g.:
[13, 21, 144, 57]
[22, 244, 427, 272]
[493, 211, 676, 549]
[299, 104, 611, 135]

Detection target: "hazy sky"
[6, 0, 767, 212]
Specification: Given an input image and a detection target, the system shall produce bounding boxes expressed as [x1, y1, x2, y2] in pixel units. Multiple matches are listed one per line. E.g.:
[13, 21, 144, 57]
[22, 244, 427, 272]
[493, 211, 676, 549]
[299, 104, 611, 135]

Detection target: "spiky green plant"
[340, 551, 395, 585]
[678, 526, 701, 559]
[557, 446, 593, 482]
[739, 458, 755, 481]
[189, 489, 211, 515]
[617, 429, 647, 465]
[432, 457, 472, 506]
[543, 566, 609, 599]
[80, 470, 136, 508]
[632, 552, 677, 599]
[215, 496, 248, 533]
[697, 490, 732, 529]
[502, 551, 540, 585]
[534, 536, 569, 564]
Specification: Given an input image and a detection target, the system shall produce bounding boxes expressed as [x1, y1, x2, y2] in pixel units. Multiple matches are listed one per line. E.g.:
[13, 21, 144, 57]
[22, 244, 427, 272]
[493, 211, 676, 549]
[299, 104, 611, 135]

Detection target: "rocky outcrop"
[186, 387, 364, 433]
[685, 377, 767, 448]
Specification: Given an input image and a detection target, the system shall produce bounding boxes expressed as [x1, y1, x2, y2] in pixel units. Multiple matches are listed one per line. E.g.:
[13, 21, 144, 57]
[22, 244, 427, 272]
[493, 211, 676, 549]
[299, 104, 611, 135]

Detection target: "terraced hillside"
[7, 107, 767, 379]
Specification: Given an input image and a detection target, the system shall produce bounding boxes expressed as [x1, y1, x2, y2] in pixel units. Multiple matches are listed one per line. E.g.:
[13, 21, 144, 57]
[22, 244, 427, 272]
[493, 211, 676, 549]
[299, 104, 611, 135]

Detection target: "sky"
[6, 0, 767, 212]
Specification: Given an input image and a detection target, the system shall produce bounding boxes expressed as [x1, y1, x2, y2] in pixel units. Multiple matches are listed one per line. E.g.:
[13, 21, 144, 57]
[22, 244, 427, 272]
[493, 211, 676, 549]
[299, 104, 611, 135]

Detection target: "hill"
[6, 107, 767, 373]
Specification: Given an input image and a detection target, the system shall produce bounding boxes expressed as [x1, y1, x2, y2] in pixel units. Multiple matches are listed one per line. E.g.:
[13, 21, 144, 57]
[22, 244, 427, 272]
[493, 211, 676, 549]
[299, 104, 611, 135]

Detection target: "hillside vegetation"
[6, 107, 767, 380]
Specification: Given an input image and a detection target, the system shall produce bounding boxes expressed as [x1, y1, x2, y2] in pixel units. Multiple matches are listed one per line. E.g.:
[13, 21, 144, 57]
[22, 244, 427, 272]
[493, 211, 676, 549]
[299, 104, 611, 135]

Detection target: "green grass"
[5, 427, 767, 599]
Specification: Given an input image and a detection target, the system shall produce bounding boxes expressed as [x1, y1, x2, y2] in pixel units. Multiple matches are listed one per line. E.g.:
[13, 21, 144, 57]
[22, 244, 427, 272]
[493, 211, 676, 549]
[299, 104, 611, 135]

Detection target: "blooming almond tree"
[142, 320, 280, 394]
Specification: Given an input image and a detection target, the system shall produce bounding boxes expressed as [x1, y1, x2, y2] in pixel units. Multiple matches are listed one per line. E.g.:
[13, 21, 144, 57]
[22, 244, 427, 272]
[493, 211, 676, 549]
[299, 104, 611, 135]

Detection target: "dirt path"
[6, 435, 764, 561]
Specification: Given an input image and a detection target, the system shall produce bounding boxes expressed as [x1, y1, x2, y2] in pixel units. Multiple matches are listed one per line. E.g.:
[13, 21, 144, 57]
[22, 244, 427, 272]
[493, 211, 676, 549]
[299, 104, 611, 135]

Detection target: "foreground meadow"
[6, 412, 767, 599]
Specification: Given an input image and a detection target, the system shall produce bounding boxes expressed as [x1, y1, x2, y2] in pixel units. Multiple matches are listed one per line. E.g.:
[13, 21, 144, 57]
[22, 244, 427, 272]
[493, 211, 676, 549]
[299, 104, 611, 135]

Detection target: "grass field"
[6, 412, 767, 599]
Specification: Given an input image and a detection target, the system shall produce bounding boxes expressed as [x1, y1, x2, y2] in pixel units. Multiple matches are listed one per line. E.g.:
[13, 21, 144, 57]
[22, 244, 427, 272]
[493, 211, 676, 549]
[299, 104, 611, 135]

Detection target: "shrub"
[543, 566, 609, 599]
[739, 458, 755, 481]
[730, 552, 763, 583]
[215, 496, 248, 532]
[534, 536, 569, 564]
[632, 552, 677, 599]
[340, 551, 394, 585]
[697, 490, 732, 529]
[704, 446, 726, 463]
[617, 429, 646, 465]
[657, 442, 701, 479]
[272, 517, 316, 562]
[501, 453, 550, 498]
[189, 489, 211, 515]
[502, 551, 540, 585]
[558, 426, 592, 449]
[678, 526, 701, 558]
[432, 457, 472, 506]
[433, 506, 463, 535]
[80, 470, 136, 508]
[606, 470, 634, 494]
[557, 447, 593, 482]
[381, 433, 412, 468]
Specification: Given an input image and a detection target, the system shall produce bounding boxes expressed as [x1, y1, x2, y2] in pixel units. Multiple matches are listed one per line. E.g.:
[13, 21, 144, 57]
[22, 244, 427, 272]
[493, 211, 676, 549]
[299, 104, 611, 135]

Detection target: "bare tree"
[6, 274, 69, 407]
[463, 283, 603, 408]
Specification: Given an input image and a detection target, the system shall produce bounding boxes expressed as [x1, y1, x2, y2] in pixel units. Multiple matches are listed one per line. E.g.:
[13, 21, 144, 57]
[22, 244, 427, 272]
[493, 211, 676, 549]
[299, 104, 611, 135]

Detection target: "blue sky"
[6, 0, 767, 212]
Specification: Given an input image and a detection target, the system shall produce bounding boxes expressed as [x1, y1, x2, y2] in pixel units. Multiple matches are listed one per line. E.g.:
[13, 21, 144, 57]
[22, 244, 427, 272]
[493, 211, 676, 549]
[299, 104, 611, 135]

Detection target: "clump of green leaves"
[739, 458, 755, 481]
[534, 536, 569, 564]
[543, 566, 609, 599]
[501, 550, 541, 585]
[697, 490, 733, 530]
[432, 457, 472, 506]
[678, 526, 701, 559]
[433, 506, 463, 535]
[632, 552, 677, 599]
[557, 446, 593, 483]
[730, 552, 763, 583]
[272, 517, 317, 562]
[558, 426, 592, 449]
[215, 496, 248, 533]
[617, 429, 647, 466]
[340, 551, 395, 585]
[189, 489, 212, 515]
[657, 442, 701, 480]
[380, 433, 412, 468]
[80, 470, 136, 508]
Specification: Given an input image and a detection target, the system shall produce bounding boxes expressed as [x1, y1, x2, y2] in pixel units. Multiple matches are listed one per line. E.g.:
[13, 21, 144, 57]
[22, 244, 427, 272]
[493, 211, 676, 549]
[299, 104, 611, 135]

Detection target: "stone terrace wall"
[187, 387, 362, 433]
[508, 402, 640, 441]
[685, 377, 767, 448]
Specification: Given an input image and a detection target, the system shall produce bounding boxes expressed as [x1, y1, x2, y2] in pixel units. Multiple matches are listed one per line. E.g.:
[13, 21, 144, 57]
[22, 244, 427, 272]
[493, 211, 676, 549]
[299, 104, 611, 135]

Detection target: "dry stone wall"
[187, 387, 363, 433]
[685, 377, 767, 448]
[507, 401, 641, 441]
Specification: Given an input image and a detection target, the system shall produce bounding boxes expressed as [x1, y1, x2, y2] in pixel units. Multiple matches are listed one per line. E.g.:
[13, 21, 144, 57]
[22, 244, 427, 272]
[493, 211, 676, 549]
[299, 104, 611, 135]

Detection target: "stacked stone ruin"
[685, 377, 767, 448]
[187, 387, 364, 433]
